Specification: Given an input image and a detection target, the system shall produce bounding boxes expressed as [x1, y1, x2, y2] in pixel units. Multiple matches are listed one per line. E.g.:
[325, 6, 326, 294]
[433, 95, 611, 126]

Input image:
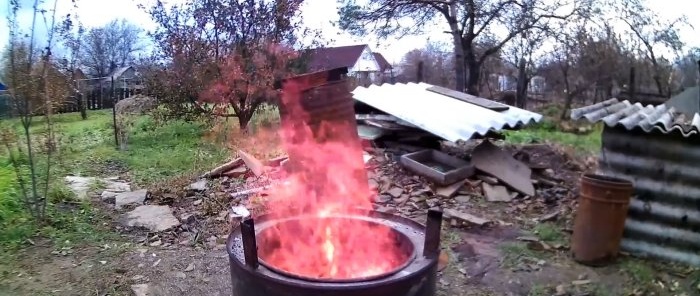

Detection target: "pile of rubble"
[362, 139, 581, 226]
[184, 135, 584, 231]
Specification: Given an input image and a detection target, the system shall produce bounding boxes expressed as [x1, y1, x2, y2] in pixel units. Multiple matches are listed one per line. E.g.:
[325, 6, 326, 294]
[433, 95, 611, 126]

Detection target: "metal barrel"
[571, 174, 634, 266]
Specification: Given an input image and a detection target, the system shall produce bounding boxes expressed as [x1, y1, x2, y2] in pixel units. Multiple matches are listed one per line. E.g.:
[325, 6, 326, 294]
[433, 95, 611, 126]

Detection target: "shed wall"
[599, 126, 700, 265]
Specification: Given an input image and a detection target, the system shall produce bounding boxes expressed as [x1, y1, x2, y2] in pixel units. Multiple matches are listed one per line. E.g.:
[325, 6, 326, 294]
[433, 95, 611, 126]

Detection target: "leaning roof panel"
[351, 82, 543, 142]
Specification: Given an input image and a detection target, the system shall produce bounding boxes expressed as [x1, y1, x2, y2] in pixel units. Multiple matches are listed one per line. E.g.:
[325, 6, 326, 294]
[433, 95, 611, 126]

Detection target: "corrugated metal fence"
[598, 126, 700, 265]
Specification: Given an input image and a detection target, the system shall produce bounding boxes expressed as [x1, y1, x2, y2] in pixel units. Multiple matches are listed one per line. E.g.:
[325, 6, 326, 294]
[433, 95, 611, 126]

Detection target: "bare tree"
[676, 47, 700, 89]
[338, 0, 585, 95]
[399, 42, 455, 88]
[502, 26, 549, 108]
[1, 0, 71, 221]
[615, 0, 688, 96]
[58, 13, 87, 119]
[83, 19, 143, 77]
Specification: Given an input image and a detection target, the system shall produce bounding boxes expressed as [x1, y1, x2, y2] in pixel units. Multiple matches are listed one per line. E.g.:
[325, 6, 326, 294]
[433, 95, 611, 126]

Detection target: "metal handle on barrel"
[423, 209, 442, 259]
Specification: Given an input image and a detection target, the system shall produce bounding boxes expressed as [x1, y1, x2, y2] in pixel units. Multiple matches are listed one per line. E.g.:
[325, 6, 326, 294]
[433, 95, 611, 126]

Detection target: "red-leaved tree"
[143, 0, 311, 129]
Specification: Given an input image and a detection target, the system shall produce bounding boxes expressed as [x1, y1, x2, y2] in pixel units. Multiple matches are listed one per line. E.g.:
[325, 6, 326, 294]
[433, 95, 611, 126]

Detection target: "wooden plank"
[426, 86, 509, 111]
[443, 208, 490, 226]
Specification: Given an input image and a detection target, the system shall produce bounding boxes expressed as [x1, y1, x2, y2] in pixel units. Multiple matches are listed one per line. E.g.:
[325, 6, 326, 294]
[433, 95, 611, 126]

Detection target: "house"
[102, 66, 140, 90]
[372, 52, 395, 83]
[306, 44, 390, 85]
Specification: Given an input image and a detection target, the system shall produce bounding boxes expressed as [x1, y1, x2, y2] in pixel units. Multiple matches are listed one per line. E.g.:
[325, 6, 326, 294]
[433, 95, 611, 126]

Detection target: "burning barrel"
[226, 210, 442, 296]
[225, 68, 441, 295]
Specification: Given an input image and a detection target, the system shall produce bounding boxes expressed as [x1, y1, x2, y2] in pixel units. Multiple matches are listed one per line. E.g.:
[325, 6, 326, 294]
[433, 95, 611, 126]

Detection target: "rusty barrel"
[571, 174, 633, 266]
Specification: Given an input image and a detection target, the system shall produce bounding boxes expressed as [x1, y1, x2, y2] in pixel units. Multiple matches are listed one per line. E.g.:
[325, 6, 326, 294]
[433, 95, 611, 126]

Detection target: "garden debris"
[122, 205, 181, 232]
[386, 187, 404, 198]
[186, 179, 208, 192]
[115, 189, 149, 209]
[438, 250, 450, 271]
[200, 158, 244, 178]
[538, 210, 561, 222]
[471, 140, 535, 196]
[481, 183, 512, 202]
[265, 156, 289, 167]
[223, 166, 248, 178]
[400, 149, 474, 185]
[436, 179, 467, 198]
[476, 175, 498, 185]
[131, 284, 151, 296]
[184, 263, 195, 272]
[443, 209, 489, 226]
[229, 205, 251, 221]
[238, 150, 266, 177]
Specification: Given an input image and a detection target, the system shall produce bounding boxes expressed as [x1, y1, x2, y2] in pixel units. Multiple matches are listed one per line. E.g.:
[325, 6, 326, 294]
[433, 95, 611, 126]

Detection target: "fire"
[254, 77, 409, 280]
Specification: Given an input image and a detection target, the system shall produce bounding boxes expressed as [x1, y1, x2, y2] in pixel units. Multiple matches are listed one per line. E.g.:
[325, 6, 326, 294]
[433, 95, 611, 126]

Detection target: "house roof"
[351, 82, 543, 142]
[307, 44, 368, 72]
[570, 98, 700, 137]
[372, 52, 392, 72]
[103, 66, 134, 82]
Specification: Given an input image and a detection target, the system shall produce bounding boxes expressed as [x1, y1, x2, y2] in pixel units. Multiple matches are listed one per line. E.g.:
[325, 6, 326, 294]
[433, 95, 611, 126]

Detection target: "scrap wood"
[230, 186, 271, 199]
[481, 183, 512, 202]
[436, 179, 466, 198]
[223, 166, 248, 178]
[534, 177, 560, 188]
[443, 208, 489, 226]
[538, 210, 560, 222]
[201, 158, 244, 179]
[265, 156, 289, 167]
[238, 150, 266, 177]
[471, 140, 535, 196]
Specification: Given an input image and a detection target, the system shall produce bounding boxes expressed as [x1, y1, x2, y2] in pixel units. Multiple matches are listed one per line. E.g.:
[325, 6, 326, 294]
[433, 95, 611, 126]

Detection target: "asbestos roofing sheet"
[351, 82, 543, 142]
[570, 98, 700, 137]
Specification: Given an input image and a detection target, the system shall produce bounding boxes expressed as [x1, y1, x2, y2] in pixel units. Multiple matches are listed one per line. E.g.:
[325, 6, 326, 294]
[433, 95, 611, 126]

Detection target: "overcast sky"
[1, 0, 698, 65]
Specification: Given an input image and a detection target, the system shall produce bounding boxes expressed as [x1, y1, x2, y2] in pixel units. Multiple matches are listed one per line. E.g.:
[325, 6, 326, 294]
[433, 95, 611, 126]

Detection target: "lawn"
[504, 120, 602, 155]
[0, 109, 232, 253]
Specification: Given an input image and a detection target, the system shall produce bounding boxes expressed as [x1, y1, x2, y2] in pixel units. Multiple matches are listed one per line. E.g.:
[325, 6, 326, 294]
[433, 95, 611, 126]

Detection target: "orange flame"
[255, 78, 408, 280]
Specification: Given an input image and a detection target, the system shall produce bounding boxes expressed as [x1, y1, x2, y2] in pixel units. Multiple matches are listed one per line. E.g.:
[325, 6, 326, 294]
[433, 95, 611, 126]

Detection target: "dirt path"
[3, 219, 698, 296]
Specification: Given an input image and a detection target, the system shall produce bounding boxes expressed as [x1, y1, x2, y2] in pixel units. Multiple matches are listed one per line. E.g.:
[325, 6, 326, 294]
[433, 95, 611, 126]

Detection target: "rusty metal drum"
[571, 174, 634, 266]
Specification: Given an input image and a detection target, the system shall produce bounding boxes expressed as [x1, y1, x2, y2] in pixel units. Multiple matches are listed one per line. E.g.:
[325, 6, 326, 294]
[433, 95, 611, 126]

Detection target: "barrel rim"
[582, 173, 633, 187]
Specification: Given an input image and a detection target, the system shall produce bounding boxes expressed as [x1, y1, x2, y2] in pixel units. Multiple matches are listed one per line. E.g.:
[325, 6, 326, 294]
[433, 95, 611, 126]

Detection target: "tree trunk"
[238, 113, 252, 133]
[560, 94, 574, 120]
[515, 58, 528, 109]
[451, 33, 466, 92]
[465, 59, 480, 96]
[77, 95, 87, 120]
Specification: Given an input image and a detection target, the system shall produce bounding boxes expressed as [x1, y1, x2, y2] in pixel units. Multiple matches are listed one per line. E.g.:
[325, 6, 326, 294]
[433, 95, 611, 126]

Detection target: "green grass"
[528, 284, 549, 296]
[533, 222, 566, 244]
[621, 259, 655, 287]
[0, 108, 231, 253]
[504, 120, 602, 155]
[498, 242, 542, 268]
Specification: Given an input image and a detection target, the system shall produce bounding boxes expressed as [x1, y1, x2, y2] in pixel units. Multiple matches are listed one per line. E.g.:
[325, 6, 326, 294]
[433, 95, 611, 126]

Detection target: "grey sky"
[1, 0, 698, 65]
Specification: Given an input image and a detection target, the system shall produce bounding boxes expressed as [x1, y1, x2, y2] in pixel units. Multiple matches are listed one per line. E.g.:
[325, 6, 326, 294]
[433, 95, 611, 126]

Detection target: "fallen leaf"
[571, 279, 591, 286]
[184, 263, 195, 272]
[438, 251, 449, 271]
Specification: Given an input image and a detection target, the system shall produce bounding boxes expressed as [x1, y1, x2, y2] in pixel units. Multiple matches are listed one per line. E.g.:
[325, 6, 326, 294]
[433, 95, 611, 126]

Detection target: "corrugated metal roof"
[570, 98, 700, 137]
[351, 82, 543, 142]
[598, 127, 700, 266]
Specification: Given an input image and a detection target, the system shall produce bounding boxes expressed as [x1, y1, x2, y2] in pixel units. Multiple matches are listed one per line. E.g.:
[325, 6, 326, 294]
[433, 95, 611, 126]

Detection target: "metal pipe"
[422, 209, 443, 259]
[241, 218, 259, 269]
